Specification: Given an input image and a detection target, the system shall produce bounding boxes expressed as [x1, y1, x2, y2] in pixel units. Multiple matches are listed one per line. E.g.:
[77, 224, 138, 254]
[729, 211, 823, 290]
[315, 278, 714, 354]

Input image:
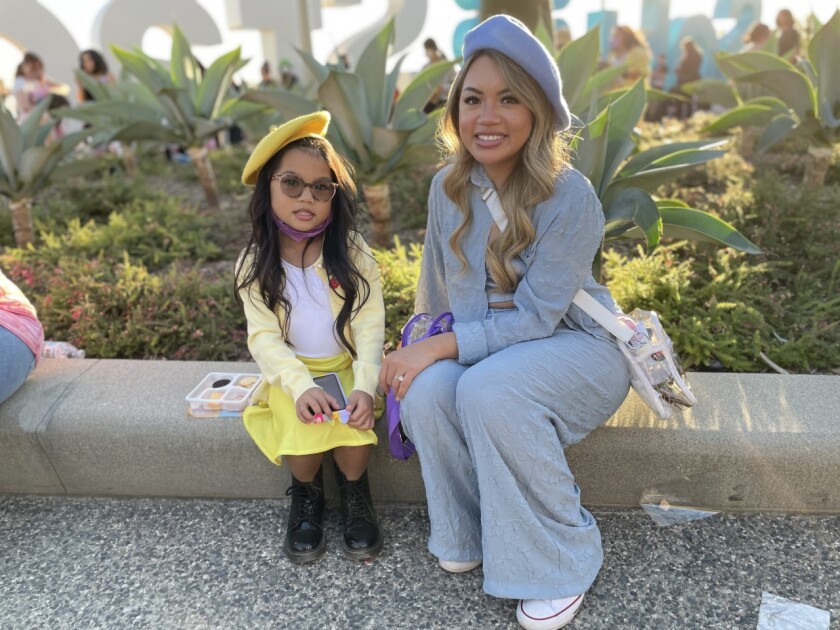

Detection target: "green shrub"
[36, 169, 165, 227]
[375, 238, 424, 350]
[4, 198, 221, 271]
[604, 241, 840, 373]
[386, 165, 437, 233]
[2, 253, 247, 360]
[604, 244, 772, 372]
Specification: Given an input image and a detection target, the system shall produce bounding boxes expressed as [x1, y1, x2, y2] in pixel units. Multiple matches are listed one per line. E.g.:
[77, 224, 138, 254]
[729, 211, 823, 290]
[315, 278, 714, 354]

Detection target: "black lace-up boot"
[334, 463, 383, 560]
[284, 467, 326, 563]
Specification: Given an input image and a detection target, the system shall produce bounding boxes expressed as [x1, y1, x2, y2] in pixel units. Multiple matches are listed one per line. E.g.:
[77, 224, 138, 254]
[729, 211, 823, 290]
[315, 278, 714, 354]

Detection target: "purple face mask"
[271, 212, 332, 242]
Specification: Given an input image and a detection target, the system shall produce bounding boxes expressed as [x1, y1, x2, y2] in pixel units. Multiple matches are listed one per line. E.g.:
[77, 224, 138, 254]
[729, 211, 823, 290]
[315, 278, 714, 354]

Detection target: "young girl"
[380, 16, 630, 629]
[235, 112, 385, 563]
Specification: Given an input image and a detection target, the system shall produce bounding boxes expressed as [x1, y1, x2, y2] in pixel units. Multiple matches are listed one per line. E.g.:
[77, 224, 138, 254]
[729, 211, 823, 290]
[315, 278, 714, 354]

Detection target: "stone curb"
[1, 359, 838, 513]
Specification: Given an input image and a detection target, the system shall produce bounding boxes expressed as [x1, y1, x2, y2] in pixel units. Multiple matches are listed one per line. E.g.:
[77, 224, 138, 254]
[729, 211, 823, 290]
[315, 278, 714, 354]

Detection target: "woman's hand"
[295, 387, 339, 424]
[345, 390, 374, 430]
[379, 333, 456, 401]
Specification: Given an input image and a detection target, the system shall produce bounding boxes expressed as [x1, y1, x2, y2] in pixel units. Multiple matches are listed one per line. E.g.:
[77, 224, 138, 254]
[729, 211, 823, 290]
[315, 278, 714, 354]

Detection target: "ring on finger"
[394, 374, 405, 382]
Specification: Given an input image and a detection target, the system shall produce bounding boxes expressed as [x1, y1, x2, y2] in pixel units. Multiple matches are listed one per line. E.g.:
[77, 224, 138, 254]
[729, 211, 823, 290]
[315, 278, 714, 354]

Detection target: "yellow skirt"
[243, 352, 378, 466]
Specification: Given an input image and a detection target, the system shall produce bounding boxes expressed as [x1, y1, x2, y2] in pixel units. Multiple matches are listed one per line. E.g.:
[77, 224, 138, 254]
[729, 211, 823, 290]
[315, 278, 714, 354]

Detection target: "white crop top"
[485, 255, 527, 303]
[282, 261, 344, 358]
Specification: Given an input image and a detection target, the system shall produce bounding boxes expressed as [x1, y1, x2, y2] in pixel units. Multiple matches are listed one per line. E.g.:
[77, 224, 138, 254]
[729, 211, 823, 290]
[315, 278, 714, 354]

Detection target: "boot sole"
[284, 535, 327, 564]
[341, 531, 384, 561]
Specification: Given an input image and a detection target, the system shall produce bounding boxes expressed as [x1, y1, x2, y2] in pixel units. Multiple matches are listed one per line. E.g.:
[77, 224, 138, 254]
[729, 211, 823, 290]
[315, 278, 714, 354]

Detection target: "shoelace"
[342, 481, 373, 523]
[285, 483, 321, 529]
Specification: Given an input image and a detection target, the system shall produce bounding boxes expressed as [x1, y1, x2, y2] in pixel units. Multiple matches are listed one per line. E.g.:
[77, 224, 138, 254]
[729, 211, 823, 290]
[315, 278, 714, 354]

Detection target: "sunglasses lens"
[280, 176, 304, 197]
[311, 179, 336, 202]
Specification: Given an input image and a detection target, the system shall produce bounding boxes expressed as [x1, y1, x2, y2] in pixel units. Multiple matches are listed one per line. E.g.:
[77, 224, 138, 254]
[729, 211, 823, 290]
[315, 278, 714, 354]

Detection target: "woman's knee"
[454, 364, 518, 430]
[400, 360, 464, 436]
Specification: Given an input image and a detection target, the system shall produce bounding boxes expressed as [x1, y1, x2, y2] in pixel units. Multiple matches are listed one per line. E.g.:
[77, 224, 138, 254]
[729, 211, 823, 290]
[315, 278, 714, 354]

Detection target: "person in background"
[0, 269, 45, 406]
[608, 25, 652, 88]
[673, 37, 703, 119]
[235, 112, 385, 564]
[553, 27, 572, 52]
[76, 49, 115, 103]
[644, 52, 669, 122]
[422, 37, 455, 114]
[279, 59, 300, 90]
[12, 52, 63, 121]
[259, 61, 277, 89]
[650, 53, 668, 91]
[741, 22, 771, 52]
[45, 93, 70, 142]
[775, 9, 801, 59]
[380, 15, 631, 630]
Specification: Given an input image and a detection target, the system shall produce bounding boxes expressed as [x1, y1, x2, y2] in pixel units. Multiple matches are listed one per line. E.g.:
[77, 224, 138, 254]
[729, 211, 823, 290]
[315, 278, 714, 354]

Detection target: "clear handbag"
[572, 291, 697, 420]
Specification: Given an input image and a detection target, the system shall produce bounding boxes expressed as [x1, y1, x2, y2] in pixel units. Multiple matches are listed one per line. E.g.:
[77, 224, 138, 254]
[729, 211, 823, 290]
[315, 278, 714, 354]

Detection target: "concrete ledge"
[1, 359, 838, 513]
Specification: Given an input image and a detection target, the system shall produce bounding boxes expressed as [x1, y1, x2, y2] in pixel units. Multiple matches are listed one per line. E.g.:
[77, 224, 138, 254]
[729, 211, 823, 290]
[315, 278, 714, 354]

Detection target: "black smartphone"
[313, 373, 348, 408]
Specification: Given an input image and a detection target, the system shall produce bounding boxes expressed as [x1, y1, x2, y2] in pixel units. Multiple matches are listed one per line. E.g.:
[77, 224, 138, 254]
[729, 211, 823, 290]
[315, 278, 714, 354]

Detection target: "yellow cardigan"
[237, 233, 385, 404]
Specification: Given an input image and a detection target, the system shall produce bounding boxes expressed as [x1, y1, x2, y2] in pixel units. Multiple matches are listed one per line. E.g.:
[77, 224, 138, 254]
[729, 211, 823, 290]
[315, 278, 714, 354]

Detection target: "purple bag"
[385, 312, 454, 460]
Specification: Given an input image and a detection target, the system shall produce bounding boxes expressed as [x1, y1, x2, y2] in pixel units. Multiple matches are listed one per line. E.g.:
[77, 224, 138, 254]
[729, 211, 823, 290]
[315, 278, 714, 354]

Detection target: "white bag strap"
[482, 187, 509, 232]
[570, 290, 635, 343]
[483, 187, 634, 344]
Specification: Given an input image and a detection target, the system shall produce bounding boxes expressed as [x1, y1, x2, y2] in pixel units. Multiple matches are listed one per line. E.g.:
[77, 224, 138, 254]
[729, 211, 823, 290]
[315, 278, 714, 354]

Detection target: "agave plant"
[555, 25, 632, 122]
[570, 81, 761, 277]
[63, 24, 260, 212]
[0, 100, 96, 246]
[700, 10, 840, 185]
[241, 19, 456, 246]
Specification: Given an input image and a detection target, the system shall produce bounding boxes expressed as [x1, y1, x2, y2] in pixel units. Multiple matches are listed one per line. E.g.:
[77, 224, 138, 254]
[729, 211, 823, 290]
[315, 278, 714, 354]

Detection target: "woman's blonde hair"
[438, 50, 570, 292]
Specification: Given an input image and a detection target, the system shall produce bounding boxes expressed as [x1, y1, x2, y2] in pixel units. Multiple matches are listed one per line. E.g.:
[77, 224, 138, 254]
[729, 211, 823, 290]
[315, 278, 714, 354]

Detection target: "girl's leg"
[284, 452, 326, 482]
[456, 330, 629, 600]
[399, 359, 482, 564]
[332, 444, 371, 480]
[283, 452, 327, 563]
[331, 444, 382, 560]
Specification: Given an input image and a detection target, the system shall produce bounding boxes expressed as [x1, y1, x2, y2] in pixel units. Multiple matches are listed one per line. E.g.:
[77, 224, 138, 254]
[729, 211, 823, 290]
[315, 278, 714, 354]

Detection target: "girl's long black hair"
[234, 136, 371, 357]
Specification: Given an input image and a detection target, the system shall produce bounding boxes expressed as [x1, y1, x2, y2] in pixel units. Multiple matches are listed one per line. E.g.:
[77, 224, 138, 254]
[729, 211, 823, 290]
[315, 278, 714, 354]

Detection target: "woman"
[673, 37, 703, 119]
[76, 49, 115, 103]
[608, 25, 652, 88]
[379, 15, 630, 630]
[775, 9, 800, 59]
[12, 52, 62, 121]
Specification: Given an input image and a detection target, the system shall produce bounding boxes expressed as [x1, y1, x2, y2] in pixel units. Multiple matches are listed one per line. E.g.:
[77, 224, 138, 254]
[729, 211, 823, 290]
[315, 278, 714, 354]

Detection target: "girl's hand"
[379, 333, 455, 402]
[295, 387, 339, 424]
[345, 390, 374, 430]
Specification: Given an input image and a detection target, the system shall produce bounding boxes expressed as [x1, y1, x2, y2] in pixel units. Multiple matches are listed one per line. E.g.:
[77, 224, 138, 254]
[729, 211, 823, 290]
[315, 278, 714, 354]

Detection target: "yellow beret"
[241, 111, 331, 186]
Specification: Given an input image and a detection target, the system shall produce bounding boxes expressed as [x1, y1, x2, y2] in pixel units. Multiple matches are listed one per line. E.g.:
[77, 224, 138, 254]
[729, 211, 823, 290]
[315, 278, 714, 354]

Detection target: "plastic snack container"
[185, 373, 263, 413]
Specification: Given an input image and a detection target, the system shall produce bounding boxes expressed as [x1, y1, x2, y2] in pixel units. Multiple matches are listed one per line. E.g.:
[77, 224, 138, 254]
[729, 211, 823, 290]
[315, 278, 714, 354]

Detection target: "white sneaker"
[517, 594, 585, 630]
[438, 558, 482, 573]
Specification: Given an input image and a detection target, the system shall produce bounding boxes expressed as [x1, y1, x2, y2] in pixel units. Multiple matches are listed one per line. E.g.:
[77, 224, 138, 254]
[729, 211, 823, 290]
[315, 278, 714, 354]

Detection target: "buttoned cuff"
[453, 321, 488, 365]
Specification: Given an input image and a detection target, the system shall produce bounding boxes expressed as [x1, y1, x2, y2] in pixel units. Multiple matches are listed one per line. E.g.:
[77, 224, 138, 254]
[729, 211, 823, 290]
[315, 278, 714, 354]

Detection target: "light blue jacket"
[415, 164, 623, 365]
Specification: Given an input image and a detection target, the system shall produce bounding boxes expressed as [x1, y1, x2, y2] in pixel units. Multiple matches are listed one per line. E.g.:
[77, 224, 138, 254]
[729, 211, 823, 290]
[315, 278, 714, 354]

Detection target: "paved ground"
[0, 496, 837, 629]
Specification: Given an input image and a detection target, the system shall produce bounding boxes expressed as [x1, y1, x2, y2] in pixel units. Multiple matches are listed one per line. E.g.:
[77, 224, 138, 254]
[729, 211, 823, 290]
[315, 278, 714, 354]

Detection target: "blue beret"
[462, 14, 570, 130]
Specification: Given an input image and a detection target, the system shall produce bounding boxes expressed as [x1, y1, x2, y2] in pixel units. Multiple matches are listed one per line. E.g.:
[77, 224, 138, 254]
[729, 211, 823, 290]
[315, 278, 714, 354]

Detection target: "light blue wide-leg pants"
[400, 327, 629, 600]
